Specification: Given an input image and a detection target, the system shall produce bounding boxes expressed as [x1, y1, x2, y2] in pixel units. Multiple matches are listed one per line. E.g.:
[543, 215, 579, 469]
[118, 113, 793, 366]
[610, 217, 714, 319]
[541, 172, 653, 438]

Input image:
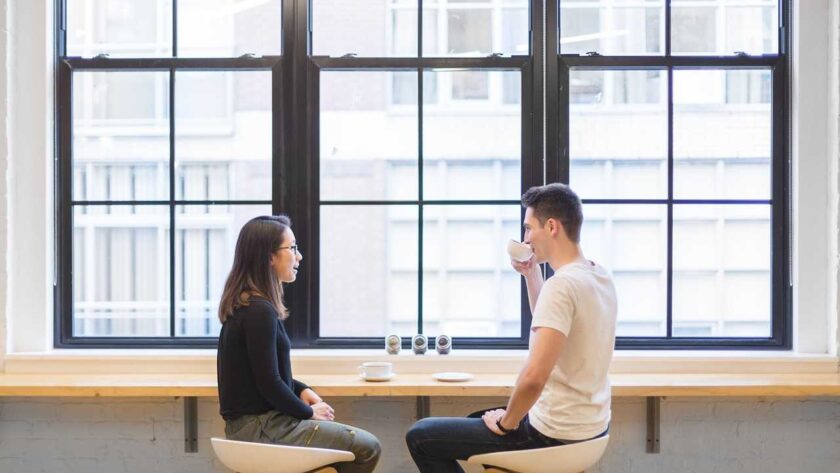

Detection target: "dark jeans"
[406, 408, 604, 473]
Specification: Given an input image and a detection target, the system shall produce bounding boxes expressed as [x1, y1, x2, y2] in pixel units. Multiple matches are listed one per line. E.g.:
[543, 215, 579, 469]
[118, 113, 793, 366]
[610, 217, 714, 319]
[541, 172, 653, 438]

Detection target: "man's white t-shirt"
[527, 260, 617, 441]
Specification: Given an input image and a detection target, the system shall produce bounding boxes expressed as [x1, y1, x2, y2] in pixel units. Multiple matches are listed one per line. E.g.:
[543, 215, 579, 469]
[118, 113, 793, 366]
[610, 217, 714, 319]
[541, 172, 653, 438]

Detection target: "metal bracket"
[646, 396, 661, 454]
[416, 396, 430, 420]
[184, 396, 198, 453]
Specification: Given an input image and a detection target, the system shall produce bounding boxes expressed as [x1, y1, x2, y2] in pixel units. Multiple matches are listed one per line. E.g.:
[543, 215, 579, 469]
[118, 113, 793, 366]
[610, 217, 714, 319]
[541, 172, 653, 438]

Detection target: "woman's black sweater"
[217, 297, 313, 420]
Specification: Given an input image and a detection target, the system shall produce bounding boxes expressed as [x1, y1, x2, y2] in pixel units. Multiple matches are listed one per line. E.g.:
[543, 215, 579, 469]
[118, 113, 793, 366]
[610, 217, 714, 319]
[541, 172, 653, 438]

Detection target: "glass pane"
[73, 71, 170, 201]
[674, 69, 771, 200]
[583, 204, 667, 337]
[672, 1, 778, 55]
[314, 0, 413, 57]
[673, 204, 771, 337]
[178, 0, 282, 57]
[570, 70, 667, 199]
[321, 71, 419, 201]
[503, 7, 530, 56]
[393, 8, 420, 56]
[320, 205, 418, 337]
[73, 205, 170, 336]
[422, 205, 521, 337]
[425, 3, 529, 57]
[175, 71, 271, 201]
[67, 0, 172, 58]
[175, 204, 271, 337]
[560, 4, 663, 55]
[423, 70, 521, 200]
[671, 6, 715, 54]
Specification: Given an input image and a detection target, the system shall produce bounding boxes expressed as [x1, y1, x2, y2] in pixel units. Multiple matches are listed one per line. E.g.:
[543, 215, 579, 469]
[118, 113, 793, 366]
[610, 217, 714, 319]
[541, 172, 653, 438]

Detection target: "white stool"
[211, 437, 355, 473]
[466, 435, 609, 473]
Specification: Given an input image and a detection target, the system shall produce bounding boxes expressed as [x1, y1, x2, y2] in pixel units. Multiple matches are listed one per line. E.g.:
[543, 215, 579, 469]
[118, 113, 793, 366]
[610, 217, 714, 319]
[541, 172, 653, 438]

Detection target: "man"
[405, 183, 617, 473]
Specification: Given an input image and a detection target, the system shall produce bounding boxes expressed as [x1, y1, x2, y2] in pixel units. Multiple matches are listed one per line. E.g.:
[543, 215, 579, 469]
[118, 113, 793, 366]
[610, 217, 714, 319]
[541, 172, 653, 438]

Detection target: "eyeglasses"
[279, 245, 301, 254]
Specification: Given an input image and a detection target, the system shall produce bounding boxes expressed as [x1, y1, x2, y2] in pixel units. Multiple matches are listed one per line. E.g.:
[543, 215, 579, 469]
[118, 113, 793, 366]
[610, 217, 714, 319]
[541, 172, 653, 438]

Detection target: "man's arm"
[524, 270, 544, 314]
[511, 257, 544, 314]
[497, 326, 566, 431]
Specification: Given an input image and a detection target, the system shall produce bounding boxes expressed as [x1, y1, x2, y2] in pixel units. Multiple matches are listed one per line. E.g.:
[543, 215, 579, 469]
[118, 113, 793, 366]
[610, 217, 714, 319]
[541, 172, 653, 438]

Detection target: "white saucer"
[432, 372, 474, 382]
[359, 373, 395, 382]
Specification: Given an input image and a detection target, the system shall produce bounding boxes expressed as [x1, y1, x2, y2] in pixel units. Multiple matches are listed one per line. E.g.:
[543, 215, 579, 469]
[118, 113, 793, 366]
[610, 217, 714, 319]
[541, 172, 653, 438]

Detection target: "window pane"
[320, 205, 418, 337]
[583, 204, 667, 337]
[503, 7, 530, 56]
[448, 9, 492, 55]
[72, 71, 170, 201]
[561, 4, 663, 55]
[175, 204, 271, 337]
[673, 205, 771, 337]
[672, 1, 778, 55]
[422, 205, 521, 337]
[73, 205, 170, 336]
[570, 70, 666, 199]
[175, 71, 272, 201]
[321, 71, 419, 201]
[423, 70, 521, 200]
[67, 0, 172, 58]
[671, 6, 715, 54]
[393, 8, 420, 56]
[314, 0, 410, 57]
[674, 69, 771, 200]
[425, 3, 529, 57]
[178, 0, 282, 57]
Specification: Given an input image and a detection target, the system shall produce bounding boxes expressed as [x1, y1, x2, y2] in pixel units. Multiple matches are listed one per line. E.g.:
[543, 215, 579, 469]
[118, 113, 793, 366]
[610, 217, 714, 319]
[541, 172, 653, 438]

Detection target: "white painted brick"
[0, 420, 34, 439]
[1, 395, 840, 473]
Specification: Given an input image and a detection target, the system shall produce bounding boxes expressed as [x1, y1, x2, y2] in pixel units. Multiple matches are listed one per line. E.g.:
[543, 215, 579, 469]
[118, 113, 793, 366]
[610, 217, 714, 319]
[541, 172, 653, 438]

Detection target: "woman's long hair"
[218, 215, 291, 323]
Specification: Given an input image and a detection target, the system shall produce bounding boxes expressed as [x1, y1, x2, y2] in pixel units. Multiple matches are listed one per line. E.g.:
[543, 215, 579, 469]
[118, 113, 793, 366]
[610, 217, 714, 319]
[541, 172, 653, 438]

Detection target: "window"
[308, 0, 537, 346]
[553, 0, 789, 347]
[58, 0, 280, 346]
[56, 0, 789, 349]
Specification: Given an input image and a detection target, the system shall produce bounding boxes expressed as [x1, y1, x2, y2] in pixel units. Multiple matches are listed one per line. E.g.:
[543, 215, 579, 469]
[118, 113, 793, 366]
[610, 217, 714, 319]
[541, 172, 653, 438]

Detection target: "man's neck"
[547, 245, 586, 272]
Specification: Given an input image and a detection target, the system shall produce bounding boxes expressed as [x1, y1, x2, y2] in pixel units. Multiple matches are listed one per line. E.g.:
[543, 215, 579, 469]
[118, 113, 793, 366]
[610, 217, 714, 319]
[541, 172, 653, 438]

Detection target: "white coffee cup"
[357, 361, 393, 379]
[507, 239, 534, 262]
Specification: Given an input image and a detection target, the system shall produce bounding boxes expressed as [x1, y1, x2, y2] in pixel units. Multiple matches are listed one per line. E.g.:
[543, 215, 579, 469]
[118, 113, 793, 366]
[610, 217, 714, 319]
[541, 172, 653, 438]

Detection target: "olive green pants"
[225, 411, 381, 473]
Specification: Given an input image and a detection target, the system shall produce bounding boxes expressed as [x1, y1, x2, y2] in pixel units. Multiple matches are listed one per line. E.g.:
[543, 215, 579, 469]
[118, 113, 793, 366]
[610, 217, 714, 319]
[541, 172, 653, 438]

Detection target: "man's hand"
[300, 388, 323, 406]
[482, 408, 508, 436]
[510, 254, 538, 277]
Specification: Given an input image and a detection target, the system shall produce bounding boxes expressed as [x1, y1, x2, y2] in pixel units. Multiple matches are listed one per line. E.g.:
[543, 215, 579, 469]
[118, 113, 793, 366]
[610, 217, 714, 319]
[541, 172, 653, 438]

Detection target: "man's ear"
[547, 218, 558, 237]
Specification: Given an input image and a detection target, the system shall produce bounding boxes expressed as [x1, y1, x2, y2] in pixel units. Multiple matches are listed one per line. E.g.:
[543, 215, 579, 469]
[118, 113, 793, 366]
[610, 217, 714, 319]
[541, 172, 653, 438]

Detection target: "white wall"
[830, 0, 840, 357]
[0, 396, 839, 473]
[0, 0, 9, 370]
[4, 0, 53, 356]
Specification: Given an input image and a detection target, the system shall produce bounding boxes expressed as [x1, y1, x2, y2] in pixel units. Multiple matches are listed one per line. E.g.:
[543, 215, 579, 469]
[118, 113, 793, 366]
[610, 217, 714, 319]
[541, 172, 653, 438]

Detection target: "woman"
[217, 215, 381, 473]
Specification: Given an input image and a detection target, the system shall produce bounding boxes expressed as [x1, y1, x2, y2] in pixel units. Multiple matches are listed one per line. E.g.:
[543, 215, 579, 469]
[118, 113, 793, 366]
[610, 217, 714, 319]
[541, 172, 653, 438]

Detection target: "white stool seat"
[467, 435, 609, 473]
[211, 437, 355, 473]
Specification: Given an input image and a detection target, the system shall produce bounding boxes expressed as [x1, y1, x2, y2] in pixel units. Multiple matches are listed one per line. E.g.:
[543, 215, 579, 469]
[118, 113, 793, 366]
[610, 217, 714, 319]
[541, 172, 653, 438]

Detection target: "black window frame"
[546, 0, 792, 349]
[54, 0, 790, 350]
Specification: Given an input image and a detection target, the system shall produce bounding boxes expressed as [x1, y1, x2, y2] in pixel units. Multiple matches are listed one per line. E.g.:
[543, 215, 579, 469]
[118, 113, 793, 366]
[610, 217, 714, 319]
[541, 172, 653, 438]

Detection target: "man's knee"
[405, 418, 437, 454]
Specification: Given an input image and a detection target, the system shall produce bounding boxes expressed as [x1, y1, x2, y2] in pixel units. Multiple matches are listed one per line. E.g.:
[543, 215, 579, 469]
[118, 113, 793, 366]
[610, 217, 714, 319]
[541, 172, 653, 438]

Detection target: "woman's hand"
[310, 401, 335, 421]
[300, 388, 323, 406]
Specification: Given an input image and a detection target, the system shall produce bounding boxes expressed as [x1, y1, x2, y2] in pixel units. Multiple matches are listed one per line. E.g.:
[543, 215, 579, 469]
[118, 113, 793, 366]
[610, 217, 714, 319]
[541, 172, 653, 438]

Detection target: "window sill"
[4, 349, 837, 376]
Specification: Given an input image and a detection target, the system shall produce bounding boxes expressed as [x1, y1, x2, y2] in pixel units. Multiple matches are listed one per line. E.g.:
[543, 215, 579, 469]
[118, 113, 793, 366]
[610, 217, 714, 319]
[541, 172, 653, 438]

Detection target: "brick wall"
[0, 396, 838, 473]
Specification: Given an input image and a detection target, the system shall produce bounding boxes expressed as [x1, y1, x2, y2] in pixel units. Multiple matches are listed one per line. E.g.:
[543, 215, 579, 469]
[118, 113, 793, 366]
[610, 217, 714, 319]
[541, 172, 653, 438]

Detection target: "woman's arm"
[242, 307, 314, 419]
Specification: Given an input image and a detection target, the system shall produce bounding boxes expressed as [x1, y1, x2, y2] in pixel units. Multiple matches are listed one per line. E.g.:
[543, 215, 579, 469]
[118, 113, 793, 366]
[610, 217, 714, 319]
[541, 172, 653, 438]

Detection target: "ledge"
[3, 349, 838, 375]
[1, 372, 840, 398]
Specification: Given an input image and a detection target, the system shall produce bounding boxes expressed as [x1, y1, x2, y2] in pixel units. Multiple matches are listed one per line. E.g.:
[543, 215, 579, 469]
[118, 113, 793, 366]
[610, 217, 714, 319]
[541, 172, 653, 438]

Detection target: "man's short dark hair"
[521, 183, 583, 243]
